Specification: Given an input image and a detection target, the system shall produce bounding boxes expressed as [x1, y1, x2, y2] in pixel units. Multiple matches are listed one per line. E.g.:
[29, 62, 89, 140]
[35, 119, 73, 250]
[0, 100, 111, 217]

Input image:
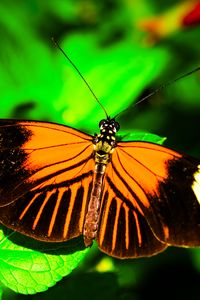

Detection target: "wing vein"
[118, 148, 165, 178]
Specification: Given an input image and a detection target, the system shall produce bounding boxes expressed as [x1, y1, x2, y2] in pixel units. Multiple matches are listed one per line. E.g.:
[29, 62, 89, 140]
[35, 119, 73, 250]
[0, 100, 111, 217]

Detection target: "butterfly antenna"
[114, 66, 200, 119]
[52, 37, 109, 119]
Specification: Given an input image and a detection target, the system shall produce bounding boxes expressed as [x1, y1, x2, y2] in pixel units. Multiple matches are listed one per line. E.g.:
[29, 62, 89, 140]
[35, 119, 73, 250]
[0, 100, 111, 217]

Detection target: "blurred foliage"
[0, 0, 200, 299]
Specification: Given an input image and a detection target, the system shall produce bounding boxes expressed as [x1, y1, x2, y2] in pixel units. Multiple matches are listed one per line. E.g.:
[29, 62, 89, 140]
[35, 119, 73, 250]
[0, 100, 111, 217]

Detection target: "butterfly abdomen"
[83, 163, 106, 246]
[83, 144, 112, 247]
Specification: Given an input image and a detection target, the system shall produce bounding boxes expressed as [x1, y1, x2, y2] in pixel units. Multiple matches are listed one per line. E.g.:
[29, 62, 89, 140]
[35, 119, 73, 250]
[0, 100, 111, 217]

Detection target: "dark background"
[0, 0, 200, 299]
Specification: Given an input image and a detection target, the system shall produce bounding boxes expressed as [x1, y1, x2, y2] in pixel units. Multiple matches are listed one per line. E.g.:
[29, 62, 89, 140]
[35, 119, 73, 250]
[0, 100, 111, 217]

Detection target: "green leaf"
[119, 130, 166, 144]
[0, 226, 88, 295]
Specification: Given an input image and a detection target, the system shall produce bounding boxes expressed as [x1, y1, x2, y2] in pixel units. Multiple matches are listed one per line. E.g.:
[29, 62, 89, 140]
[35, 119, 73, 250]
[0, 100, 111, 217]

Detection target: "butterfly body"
[84, 118, 119, 246]
[0, 118, 200, 258]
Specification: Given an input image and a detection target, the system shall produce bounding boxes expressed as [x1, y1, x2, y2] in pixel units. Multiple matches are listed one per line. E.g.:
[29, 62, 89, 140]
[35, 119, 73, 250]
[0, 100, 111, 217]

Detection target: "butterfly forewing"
[0, 120, 94, 241]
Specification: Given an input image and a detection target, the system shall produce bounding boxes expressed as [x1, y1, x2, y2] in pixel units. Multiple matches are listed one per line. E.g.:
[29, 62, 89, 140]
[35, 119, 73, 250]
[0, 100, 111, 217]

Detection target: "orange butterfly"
[0, 117, 199, 258]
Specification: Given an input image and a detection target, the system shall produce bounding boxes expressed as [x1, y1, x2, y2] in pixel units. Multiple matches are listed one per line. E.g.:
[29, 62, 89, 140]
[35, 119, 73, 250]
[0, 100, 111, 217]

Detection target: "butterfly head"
[93, 118, 119, 163]
[93, 118, 120, 149]
[99, 118, 120, 134]
[99, 118, 120, 143]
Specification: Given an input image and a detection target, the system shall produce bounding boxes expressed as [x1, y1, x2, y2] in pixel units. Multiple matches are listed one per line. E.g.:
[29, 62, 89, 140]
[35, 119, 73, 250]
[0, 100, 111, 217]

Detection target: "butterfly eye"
[114, 121, 120, 132]
[99, 119, 107, 128]
[110, 121, 120, 132]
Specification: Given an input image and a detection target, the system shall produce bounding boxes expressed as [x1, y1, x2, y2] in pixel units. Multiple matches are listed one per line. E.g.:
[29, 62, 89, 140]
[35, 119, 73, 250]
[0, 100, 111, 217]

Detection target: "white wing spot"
[192, 165, 200, 204]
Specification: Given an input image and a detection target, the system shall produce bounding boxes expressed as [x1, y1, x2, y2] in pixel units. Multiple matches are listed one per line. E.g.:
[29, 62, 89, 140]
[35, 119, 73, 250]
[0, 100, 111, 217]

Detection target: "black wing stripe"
[47, 188, 66, 237]
[8, 172, 92, 240]
[98, 191, 113, 249]
[32, 190, 58, 231]
[32, 190, 59, 236]
[112, 151, 163, 195]
[106, 169, 167, 245]
[107, 169, 144, 213]
[111, 154, 163, 212]
[66, 181, 93, 239]
[111, 198, 122, 252]
[32, 157, 92, 191]
[48, 189, 72, 240]
[98, 188, 143, 256]
[9, 156, 93, 205]
[28, 144, 93, 173]
[98, 185, 166, 258]
[114, 203, 126, 254]
[119, 147, 155, 173]
[101, 195, 117, 254]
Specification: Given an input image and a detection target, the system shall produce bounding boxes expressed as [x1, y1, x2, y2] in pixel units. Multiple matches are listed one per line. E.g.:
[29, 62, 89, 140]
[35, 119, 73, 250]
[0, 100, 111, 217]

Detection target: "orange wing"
[0, 120, 94, 242]
[97, 141, 200, 258]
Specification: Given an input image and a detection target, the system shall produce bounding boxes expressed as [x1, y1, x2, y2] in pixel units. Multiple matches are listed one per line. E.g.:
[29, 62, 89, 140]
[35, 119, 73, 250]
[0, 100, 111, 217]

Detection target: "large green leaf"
[0, 227, 88, 294]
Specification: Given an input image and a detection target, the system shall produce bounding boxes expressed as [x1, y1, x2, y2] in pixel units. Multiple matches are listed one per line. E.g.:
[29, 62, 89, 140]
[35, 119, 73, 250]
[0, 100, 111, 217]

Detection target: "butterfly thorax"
[94, 140, 114, 164]
[84, 118, 120, 246]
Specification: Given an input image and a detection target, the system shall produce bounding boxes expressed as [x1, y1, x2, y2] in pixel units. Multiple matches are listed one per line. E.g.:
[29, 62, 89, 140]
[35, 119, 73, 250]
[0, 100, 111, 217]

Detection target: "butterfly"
[0, 116, 199, 259]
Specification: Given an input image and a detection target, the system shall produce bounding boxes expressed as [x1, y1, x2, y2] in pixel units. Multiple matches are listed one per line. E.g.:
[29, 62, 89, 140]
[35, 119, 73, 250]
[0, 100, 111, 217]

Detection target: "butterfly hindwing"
[0, 120, 94, 241]
[97, 174, 167, 258]
[99, 141, 200, 254]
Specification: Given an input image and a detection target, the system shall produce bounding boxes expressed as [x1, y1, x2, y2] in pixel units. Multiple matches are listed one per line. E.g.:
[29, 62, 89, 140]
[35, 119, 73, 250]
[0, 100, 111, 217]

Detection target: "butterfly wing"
[97, 141, 200, 258]
[0, 120, 94, 242]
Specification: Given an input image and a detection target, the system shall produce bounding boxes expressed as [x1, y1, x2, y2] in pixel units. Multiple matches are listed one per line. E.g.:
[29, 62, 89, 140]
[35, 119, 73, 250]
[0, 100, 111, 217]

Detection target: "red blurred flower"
[139, 1, 200, 43]
[182, 2, 200, 26]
